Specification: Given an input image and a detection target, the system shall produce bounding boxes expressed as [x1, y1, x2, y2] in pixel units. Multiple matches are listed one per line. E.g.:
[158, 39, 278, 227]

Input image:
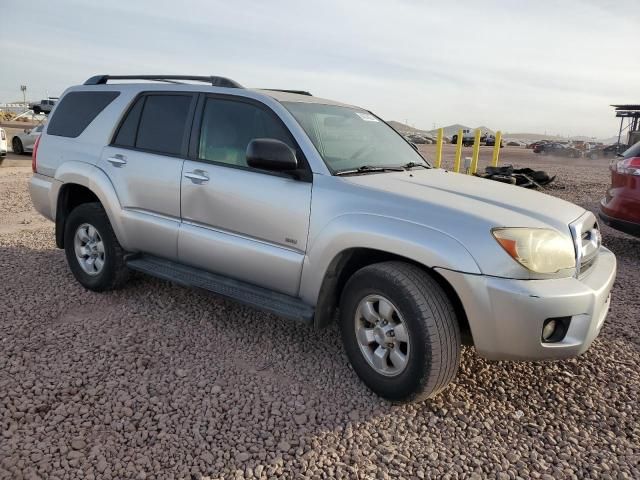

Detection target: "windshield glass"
[283, 102, 428, 173]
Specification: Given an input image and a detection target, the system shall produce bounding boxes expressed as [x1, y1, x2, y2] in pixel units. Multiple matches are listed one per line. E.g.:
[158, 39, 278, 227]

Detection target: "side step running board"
[126, 255, 314, 324]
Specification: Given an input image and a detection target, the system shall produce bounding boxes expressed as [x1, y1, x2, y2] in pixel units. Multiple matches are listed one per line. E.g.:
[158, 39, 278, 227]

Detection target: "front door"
[179, 95, 312, 296]
[99, 92, 196, 259]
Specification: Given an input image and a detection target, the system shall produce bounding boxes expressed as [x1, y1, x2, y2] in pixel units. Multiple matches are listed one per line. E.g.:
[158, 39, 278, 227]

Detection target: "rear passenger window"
[135, 95, 192, 156]
[47, 91, 120, 138]
[113, 97, 144, 147]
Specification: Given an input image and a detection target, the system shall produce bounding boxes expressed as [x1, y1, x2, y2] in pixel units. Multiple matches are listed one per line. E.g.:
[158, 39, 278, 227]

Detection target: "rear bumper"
[436, 247, 616, 361]
[29, 173, 61, 222]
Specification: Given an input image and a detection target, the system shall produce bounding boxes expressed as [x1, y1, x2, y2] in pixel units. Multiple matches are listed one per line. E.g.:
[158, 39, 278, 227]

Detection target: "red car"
[599, 141, 640, 237]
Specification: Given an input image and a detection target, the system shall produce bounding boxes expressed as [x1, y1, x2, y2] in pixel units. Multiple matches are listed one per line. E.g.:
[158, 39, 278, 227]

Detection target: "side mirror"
[246, 138, 298, 172]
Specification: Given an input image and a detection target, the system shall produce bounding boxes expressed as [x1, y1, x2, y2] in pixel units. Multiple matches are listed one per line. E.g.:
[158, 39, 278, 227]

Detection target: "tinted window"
[113, 97, 144, 147]
[198, 98, 294, 167]
[47, 91, 120, 138]
[135, 95, 192, 155]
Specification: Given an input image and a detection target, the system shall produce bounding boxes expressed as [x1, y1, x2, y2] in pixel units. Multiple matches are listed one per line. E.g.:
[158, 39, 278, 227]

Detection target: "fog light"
[541, 316, 571, 343]
[542, 319, 557, 341]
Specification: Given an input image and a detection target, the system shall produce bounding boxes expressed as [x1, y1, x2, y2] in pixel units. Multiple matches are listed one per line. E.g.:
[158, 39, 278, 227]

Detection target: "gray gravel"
[1, 157, 638, 479]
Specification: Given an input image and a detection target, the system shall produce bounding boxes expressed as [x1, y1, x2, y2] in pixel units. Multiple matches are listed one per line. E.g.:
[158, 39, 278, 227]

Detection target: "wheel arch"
[54, 162, 128, 250]
[312, 247, 472, 344]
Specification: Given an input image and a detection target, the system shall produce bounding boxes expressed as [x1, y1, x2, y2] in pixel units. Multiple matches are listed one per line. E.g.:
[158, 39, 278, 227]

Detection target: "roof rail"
[261, 89, 312, 96]
[83, 75, 243, 88]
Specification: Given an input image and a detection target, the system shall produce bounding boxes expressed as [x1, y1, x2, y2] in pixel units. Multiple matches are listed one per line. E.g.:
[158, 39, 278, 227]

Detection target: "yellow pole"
[434, 128, 443, 168]
[470, 128, 481, 174]
[453, 128, 463, 172]
[491, 131, 502, 167]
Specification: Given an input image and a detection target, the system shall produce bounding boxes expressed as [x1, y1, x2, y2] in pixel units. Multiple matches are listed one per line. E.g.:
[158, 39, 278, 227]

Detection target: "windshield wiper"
[401, 161, 429, 170]
[335, 165, 405, 176]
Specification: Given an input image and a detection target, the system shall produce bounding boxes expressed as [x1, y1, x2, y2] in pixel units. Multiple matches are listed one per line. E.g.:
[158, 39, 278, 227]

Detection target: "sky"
[1, 0, 638, 139]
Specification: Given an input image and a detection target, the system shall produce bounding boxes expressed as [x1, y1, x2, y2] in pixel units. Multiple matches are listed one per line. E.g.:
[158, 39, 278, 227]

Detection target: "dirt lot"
[1, 150, 638, 479]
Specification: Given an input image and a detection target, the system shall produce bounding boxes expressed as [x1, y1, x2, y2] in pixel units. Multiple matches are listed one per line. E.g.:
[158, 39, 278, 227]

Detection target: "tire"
[339, 261, 461, 402]
[12, 138, 24, 155]
[64, 202, 129, 291]
[33, 106, 41, 114]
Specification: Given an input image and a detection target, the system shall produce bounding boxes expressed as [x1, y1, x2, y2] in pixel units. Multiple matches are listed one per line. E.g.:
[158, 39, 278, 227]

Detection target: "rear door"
[100, 92, 197, 260]
[178, 95, 312, 296]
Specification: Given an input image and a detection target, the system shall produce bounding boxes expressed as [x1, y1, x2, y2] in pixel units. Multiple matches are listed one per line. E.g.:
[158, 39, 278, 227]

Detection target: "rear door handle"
[107, 154, 127, 166]
[184, 170, 209, 184]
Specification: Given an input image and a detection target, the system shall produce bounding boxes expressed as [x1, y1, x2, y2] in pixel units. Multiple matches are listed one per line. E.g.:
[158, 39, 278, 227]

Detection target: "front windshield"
[283, 102, 428, 173]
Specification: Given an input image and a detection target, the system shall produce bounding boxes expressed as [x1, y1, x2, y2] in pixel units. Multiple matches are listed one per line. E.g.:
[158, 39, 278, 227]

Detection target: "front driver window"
[198, 98, 294, 168]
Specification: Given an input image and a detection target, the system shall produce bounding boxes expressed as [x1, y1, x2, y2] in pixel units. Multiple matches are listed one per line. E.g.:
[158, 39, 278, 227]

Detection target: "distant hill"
[388, 121, 618, 144]
[386, 121, 432, 135]
[387, 121, 496, 139]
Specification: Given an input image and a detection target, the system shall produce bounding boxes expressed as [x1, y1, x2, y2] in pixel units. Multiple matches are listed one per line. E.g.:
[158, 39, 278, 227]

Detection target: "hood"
[342, 168, 584, 232]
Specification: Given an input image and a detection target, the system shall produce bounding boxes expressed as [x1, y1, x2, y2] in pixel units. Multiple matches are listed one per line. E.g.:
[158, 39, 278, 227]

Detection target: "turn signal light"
[615, 157, 640, 176]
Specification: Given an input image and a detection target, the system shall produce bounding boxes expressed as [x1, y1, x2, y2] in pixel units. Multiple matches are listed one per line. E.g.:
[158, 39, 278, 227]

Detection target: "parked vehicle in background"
[29, 74, 616, 402]
[587, 143, 626, 160]
[533, 142, 582, 158]
[405, 133, 433, 144]
[451, 129, 475, 146]
[599, 141, 640, 237]
[506, 141, 524, 147]
[527, 140, 549, 149]
[30, 98, 58, 114]
[12, 124, 44, 154]
[0, 128, 7, 159]
[482, 134, 503, 147]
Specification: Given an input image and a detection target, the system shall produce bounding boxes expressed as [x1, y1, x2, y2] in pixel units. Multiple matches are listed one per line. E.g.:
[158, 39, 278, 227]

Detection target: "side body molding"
[54, 161, 133, 250]
[299, 213, 482, 305]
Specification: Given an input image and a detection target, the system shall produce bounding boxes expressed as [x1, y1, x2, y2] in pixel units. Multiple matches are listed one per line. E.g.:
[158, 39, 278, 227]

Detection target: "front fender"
[299, 213, 481, 305]
[54, 161, 132, 250]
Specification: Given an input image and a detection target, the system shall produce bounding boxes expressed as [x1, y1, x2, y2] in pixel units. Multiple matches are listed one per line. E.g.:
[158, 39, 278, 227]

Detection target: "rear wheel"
[339, 262, 461, 402]
[12, 138, 23, 155]
[64, 202, 129, 291]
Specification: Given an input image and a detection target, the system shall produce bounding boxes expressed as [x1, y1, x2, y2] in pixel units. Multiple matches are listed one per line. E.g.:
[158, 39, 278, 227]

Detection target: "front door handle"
[184, 170, 209, 184]
[107, 154, 127, 166]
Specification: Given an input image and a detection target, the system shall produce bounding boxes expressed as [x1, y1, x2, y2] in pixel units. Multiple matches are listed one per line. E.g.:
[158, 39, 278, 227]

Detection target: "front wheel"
[339, 262, 461, 402]
[64, 202, 129, 291]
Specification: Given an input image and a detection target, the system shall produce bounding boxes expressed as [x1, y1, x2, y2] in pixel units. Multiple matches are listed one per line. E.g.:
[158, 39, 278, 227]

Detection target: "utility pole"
[20, 85, 27, 107]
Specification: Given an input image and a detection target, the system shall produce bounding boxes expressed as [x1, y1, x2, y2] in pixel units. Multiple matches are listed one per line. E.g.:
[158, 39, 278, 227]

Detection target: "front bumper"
[436, 247, 616, 361]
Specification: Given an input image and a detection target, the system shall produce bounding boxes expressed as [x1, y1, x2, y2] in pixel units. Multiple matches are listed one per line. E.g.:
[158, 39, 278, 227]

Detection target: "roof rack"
[83, 75, 243, 88]
[261, 89, 312, 96]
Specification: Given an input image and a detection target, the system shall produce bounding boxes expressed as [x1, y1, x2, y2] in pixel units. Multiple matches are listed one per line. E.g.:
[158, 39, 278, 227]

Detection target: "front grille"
[569, 212, 601, 277]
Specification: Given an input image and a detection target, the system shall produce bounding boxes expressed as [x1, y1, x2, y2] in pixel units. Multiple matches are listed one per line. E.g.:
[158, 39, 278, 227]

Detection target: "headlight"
[492, 228, 576, 274]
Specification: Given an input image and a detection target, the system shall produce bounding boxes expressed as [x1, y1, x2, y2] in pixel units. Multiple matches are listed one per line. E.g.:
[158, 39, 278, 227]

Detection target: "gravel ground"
[1, 154, 638, 480]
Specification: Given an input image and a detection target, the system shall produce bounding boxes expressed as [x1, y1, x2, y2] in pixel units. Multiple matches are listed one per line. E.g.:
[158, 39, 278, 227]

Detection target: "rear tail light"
[32, 135, 41, 173]
[615, 156, 640, 176]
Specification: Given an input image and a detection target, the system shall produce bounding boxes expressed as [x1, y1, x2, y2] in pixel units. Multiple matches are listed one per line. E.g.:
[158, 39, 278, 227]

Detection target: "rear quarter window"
[47, 91, 120, 138]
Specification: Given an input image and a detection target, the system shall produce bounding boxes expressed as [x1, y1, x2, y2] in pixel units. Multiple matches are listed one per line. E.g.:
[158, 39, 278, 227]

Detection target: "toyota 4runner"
[29, 75, 616, 402]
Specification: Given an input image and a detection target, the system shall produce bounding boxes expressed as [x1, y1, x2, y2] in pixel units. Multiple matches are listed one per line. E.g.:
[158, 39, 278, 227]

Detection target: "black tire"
[64, 202, 129, 292]
[339, 261, 461, 402]
[33, 106, 41, 114]
[12, 138, 24, 155]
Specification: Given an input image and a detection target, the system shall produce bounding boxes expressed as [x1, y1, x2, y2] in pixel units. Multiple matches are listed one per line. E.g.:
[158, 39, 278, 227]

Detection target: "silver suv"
[30, 75, 616, 402]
